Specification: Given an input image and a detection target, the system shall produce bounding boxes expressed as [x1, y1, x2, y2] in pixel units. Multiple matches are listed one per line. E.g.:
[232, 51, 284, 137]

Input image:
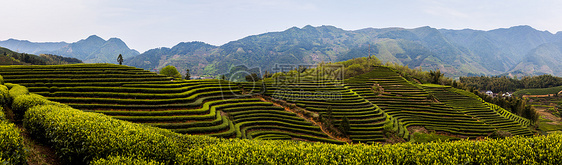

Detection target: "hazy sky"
[1, 0, 561, 52]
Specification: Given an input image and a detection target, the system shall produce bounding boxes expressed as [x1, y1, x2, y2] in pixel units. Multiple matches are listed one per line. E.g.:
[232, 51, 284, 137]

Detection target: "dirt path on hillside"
[255, 96, 352, 143]
[17, 125, 62, 165]
[2, 105, 61, 165]
[535, 107, 561, 124]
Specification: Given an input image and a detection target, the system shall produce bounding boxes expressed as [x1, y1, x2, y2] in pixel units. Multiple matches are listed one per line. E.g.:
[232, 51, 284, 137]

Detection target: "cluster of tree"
[159, 65, 182, 79]
[159, 65, 193, 80]
[449, 81, 540, 123]
[555, 103, 562, 117]
[117, 54, 123, 65]
[245, 73, 262, 82]
[481, 88, 538, 122]
[2, 51, 82, 65]
[460, 75, 562, 92]
[9, 53, 48, 65]
[338, 56, 382, 79]
[320, 106, 350, 136]
[40, 54, 83, 64]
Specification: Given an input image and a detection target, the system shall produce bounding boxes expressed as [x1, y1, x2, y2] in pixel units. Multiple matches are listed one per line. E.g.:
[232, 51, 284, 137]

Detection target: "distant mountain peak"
[107, 38, 126, 45]
[86, 35, 103, 40]
[510, 25, 533, 29]
[107, 37, 123, 42]
[303, 25, 315, 29]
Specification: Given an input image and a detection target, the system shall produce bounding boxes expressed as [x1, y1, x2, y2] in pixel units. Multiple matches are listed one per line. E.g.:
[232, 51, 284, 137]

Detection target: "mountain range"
[0, 35, 139, 64]
[2, 25, 562, 77]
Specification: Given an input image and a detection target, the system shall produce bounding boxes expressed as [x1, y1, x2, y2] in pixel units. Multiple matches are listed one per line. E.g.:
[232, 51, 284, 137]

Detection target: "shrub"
[383, 121, 394, 134]
[159, 65, 182, 79]
[338, 116, 350, 135]
[23, 104, 191, 164]
[489, 130, 513, 139]
[90, 156, 165, 165]
[0, 107, 4, 121]
[0, 85, 8, 105]
[11, 94, 66, 121]
[8, 84, 28, 103]
[0, 75, 3, 85]
[0, 114, 26, 165]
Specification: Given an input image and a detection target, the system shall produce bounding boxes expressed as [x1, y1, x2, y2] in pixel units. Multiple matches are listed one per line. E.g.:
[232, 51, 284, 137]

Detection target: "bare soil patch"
[535, 106, 561, 124]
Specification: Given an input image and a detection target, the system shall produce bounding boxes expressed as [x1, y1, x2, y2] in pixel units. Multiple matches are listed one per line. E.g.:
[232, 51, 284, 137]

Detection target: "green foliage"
[183, 133, 562, 164]
[382, 121, 394, 134]
[23, 104, 191, 164]
[489, 130, 513, 139]
[468, 88, 540, 124]
[326, 105, 333, 124]
[461, 74, 562, 93]
[244, 73, 261, 82]
[537, 118, 562, 132]
[338, 116, 350, 135]
[336, 57, 382, 78]
[383, 62, 449, 84]
[4, 75, 562, 164]
[185, 69, 191, 80]
[90, 156, 165, 165]
[426, 93, 436, 101]
[0, 85, 8, 105]
[39, 54, 83, 65]
[443, 86, 534, 128]
[0, 75, 3, 85]
[159, 65, 182, 78]
[11, 93, 67, 121]
[0, 47, 82, 65]
[411, 132, 460, 143]
[429, 70, 443, 84]
[8, 84, 28, 102]
[513, 85, 562, 96]
[0, 107, 4, 121]
[0, 108, 26, 165]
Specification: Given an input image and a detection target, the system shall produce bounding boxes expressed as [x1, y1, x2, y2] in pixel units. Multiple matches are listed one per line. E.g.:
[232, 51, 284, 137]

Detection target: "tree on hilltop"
[117, 54, 123, 65]
[160, 65, 182, 79]
[185, 69, 191, 80]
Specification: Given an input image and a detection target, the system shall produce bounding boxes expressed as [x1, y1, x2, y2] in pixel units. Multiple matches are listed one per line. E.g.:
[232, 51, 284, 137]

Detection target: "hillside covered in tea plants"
[0, 59, 550, 164]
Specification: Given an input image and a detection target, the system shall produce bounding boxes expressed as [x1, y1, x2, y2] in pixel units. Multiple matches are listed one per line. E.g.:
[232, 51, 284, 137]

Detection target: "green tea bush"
[11, 93, 67, 121]
[0, 85, 8, 105]
[0, 108, 26, 165]
[0, 107, 4, 121]
[23, 104, 190, 164]
[489, 130, 513, 139]
[8, 84, 28, 102]
[90, 156, 165, 165]
[0, 75, 4, 85]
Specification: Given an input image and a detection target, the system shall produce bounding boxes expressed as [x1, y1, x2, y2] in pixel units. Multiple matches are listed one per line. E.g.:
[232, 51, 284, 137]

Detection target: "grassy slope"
[513, 85, 562, 96]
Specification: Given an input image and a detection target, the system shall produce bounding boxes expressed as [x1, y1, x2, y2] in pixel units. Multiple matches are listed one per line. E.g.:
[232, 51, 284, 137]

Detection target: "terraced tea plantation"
[0, 64, 343, 143]
[257, 78, 389, 143]
[423, 85, 533, 136]
[345, 66, 533, 137]
[0, 64, 535, 145]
